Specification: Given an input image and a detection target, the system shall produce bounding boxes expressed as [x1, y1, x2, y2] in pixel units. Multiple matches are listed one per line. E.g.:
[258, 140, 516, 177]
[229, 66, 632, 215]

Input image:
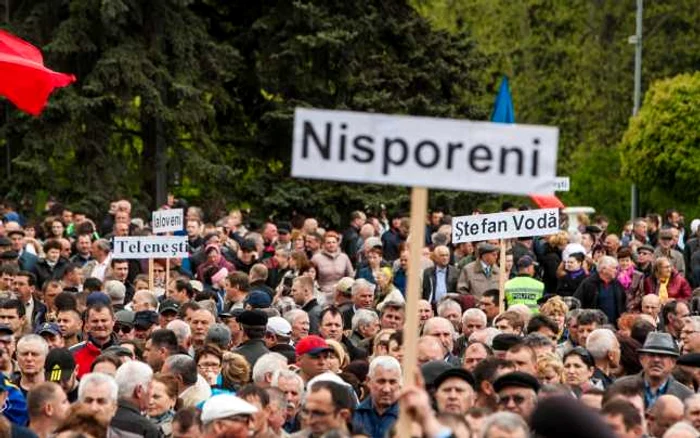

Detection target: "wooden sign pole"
[398, 187, 427, 436]
[148, 258, 154, 292]
[499, 239, 506, 314]
[165, 258, 170, 292]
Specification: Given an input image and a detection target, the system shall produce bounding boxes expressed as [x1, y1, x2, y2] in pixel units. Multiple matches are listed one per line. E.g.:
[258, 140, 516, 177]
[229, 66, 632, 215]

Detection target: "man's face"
[418, 301, 433, 322]
[189, 310, 213, 343]
[464, 343, 489, 372]
[463, 316, 485, 338]
[399, 251, 409, 270]
[425, 320, 453, 354]
[132, 295, 153, 312]
[642, 297, 661, 318]
[185, 221, 200, 238]
[305, 236, 320, 253]
[685, 399, 700, 431]
[368, 366, 401, 410]
[12, 276, 33, 303]
[417, 340, 444, 366]
[81, 382, 118, 419]
[435, 377, 474, 415]
[112, 262, 129, 281]
[604, 413, 640, 438]
[319, 312, 343, 341]
[304, 388, 347, 436]
[640, 353, 675, 381]
[0, 308, 22, 333]
[291, 315, 310, 341]
[44, 283, 63, 308]
[441, 308, 462, 333]
[576, 323, 598, 346]
[298, 352, 330, 379]
[172, 422, 202, 438]
[380, 308, 404, 330]
[9, 234, 23, 252]
[482, 251, 498, 266]
[17, 341, 46, 375]
[674, 303, 691, 331]
[358, 319, 379, 339]
[495, 319, 517, 335]
[353, 287, 374, 309]
[478, 297, 498, 319]
[77, 235, 91, 254]
[637, 250, 653, 265]
[505, 349, 537, 376]
[241, 395, 266, 435]
[87, 308, 115, 342]
[42, 333, 65, 349]
[276, 377, 302, 419]
[291, 282, 308, 306]
[263, 224, 278, 244]
[57, 310, 82, 338]
[0, 273, 13, 291]
[497, 387, 537, 419]
[681, 324, 700, 354]
[434, 248, 450, 267]
[49, 387, 71, 423]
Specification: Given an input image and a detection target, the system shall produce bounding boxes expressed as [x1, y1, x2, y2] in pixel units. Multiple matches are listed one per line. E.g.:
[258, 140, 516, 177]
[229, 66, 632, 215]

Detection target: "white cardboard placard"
[452, 208, 560, 243]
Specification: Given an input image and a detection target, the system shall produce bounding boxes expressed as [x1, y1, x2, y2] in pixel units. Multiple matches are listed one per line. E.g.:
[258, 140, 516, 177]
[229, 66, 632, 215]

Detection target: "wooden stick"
[499, 239, 506, 314]
[165, 258, 170, 293]
[148, 258, 154, 292]
[398, 186, 428, 436]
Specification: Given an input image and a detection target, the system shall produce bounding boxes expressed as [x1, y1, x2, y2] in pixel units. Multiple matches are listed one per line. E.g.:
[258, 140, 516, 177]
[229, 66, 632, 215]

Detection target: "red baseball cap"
[295, 335, 333, 357]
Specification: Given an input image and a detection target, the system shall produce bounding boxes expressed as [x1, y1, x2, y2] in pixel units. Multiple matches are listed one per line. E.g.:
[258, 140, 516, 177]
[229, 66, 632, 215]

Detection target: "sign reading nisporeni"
[113, 236, 189, 259]
[292, 108, 559, 195]
[452, 208, 560, 243]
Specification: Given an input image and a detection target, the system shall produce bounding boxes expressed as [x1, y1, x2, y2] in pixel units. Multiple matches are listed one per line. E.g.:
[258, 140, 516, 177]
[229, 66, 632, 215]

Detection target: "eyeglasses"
[114, 324, 132, 334]
[497, 394, 529, 406]
[198, 362, 221, 370]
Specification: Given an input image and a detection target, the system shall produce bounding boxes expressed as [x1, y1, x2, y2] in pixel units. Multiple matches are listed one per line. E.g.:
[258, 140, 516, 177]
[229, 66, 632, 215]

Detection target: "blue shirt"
[644, 377, 670, 408]
[353, 398, 399, 438]
[434, 267, 448, 303]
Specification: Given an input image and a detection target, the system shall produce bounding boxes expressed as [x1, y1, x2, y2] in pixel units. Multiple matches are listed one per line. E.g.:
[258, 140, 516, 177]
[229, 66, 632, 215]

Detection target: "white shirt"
[91, 254, 112, 282]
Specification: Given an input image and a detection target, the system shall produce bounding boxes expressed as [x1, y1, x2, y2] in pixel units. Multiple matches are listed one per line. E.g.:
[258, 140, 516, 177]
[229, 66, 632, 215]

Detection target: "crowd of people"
[0, 199, 699, 438]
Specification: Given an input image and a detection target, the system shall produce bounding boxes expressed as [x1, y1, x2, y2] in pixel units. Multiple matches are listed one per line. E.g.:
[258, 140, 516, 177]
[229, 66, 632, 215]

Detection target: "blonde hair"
[537, 352, 564, 382]
[540, 296, 569, 319]
[371, 328, 396, 359]
[324, 339, 349, 370]
[548, 231, 570, 248]
[221, 352, 250, 389]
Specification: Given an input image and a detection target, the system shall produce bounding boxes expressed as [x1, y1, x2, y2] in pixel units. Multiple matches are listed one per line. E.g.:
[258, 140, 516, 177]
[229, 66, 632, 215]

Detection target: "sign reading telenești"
[292, 108, 559, 195]
[152, 208, 184, 234]
[112, 236, 189, 259]
[452, 208, 560, 243]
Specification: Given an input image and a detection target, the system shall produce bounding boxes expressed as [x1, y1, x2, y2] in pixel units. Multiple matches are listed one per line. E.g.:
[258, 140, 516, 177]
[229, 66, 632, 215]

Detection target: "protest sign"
[554, 176, 570, 192]
[452, 208, 560, 243]
[292, 108, 559, 195]
[113, 236, 188, 259]
[152, 208, 184, 234]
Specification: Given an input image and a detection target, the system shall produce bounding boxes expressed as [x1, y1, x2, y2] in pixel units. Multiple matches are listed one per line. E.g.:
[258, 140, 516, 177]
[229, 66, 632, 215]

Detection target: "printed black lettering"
[454, 221, 464, 239]
[414, 140, 440, 168]
[468, 145, 492, 173]
[470, 223, 479, 235]
[531, 138, 540, 176]
[352, 135, 375, 163]
[382, 138, 408, 175]
[525, 218, 535, 228]
[302, 121, 331, 159]
[499, 147, 524, 175]
[512, 215, 524, 230]
[446, 142, 463, 170]
[338, 123, 348, 161]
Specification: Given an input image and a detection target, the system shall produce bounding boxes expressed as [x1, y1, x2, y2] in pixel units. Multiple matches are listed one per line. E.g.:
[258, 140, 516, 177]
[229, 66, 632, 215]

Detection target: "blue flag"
[491, 76, 515, 124]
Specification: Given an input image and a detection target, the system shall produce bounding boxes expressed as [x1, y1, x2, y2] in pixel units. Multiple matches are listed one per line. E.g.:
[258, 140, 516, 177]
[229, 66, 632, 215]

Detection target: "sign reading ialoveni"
[452, 208, 560, 243]
[553, 177, 570, 192]
[113, 236, 188, 259]
[292, 108, 559, 195]
[152, 208, 184, 234]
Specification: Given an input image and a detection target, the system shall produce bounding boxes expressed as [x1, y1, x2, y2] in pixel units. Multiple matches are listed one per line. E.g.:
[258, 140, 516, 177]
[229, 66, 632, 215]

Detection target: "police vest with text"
[504, 275, 544, 313]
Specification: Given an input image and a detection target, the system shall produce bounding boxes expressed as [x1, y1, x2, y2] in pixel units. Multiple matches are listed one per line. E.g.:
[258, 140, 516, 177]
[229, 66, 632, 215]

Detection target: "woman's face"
[51, 221, 64, 237]
[303, 267, 316, 280]
[148, 381, 175, 417]
[373, 335, 391, 357]
[375, 271, 390, 289]
[24, 227, 35, 238]
[564, 355, 593, 386]
[197, 353, 222, 385]
[207, 250, 221, 264]
[547, 312, 565, 332]
[618, 257, 633, 271]
[294, 236, 305, 251]
[324, 237, 338, 253]
[540, 366, 562, 385]
[565, 256, 582, 271]
[327, 353, 341, 373]
[505, 254, 514, 271]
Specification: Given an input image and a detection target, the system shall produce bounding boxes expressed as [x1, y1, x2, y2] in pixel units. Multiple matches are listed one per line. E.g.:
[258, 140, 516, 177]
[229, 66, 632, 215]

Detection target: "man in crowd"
[422, 245, 459, 305]
[70, 303, 117, 378]
[354, 356, 401, 438]
[458, 243, 500, 298]
[27, 382, 70, 438]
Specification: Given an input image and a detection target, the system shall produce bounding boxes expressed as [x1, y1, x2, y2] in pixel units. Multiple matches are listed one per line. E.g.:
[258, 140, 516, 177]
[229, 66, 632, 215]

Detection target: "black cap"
[240, 239, 257, 252]
[277, 222, 291, 234]
[517, 255, 536, 269]
[0, 324, 13, 336]
[6, 229, 24, 237]
[493, 371, 541, 393]
[434, 368, 476, 390]
[0, 237, 11, 247]
[585, 225, 602, 234]
[159, 299, 180, 315]
[492, 334, 523, 351]
[677, 353, 700, 368]
[45, 348, 76, 382]
[0, 251, 18, 260]
[237, 309, 268, 326]
[133, 310, 159, 329]
[420, 361, 454, 390]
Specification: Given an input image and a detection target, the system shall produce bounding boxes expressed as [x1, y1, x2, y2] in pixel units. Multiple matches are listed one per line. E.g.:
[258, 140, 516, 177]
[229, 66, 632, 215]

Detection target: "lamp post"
[629, 0, 643, 221]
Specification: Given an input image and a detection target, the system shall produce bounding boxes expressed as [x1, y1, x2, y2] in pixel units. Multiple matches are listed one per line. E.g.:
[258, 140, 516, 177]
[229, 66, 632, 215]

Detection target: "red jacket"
[70, 334, 118, 378]
[643, 271, 692, 301]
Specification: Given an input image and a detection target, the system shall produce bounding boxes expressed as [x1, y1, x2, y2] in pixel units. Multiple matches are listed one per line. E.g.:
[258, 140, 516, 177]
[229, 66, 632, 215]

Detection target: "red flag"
[0, 30, 75, 116]
[529, 194, 565, 209]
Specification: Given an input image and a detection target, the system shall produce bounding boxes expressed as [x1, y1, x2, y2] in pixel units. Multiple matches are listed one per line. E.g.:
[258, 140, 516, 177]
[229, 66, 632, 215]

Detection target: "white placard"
[152, 208, 184, 234]
[452, 208, 560, 243]
[292, 108, 559, 195]
[113, 236, 189, 259]
[554, 177, 570, 192]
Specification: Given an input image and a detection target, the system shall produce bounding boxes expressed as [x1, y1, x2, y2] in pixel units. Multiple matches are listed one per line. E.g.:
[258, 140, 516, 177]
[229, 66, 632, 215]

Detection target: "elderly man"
[341, 279, 374, 329]
[433, 368, 476, 416]
[285, 309, 310, 345]
[437, 299, 462, 333]
[417, 336, 445, 366]
[587, 328, 620, 389]
[681, 316, 700, 354]
[423, 317, 459, 365]
[655, 228, 686, 276]
[616, 332, 692, 408]
[200, 394, 258, 438]
[464, 342, 492, 373]
[684, 394, 700, 431]
[422, 245, 459, 305]
[349, 309, 379, 351]
[647, 394, 684, 438]
[78, 372, 119, 420]
[574, 256, 626, 324]
[353, 356, 401, 438]
[188, 308, 215, 351]
[481, 412, 529, 438]
[418, 300, 434, 327]
[163, 354, 212, 408]
[493, 371, 539, 420]
[272, 369, 305, 434]
[111, 360, 160, 437]
[233, 310, 270, 368]
[457, 243, 500, 298]
[14, 334, 49, 396]
[641, 294, 661, 326]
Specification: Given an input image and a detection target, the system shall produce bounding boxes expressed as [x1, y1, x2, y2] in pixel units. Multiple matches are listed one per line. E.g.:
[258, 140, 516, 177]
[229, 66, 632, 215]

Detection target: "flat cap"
[201, 394, 258, 424]
[237, 309, 268, 327]
[134, 310, 159, 329]
[493, 371, 540, 393]
[677, 353, 700, 368]
[491, 334, 523, 352]
[434, 368, 476, 390]
[159, 299, 180, 315]
[478, 242, 499, 255]
[244, 291, 272, 309]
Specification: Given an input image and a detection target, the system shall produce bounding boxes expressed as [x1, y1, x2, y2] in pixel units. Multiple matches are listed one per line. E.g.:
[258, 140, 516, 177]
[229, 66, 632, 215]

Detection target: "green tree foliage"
[0, 0, 492, 227]
[620, 73, 700, 210]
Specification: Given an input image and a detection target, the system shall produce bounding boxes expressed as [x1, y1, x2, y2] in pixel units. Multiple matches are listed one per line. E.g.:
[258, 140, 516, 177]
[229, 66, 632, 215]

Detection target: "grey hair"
[164, 354, 197, 386]
[94, 239, 111, 253]
[568, 230, 582, 244]
[351, 279, 375, 297]
[133, 290, 158, 308]
[17, 334, 49, 356]
[684, 394, 700, 415]
[166, 319, 191, 344]
[685, 316, 700, 333]
[115, 360, 153, 399]
[284, 309, 308, 326]
[423, 317, 456, 337]
[586, 328, 618, 360]
[368, 356, 402, 380]
[598, 255, 619, 270]
[352, 309, 379, 332]
[480, 412, 529, 438]
[437, 299, 461, 318]
[462, 308, 487, 327]
[104, 280, 126, 304]
[272, 369, 305, 394]
[523, 333, 555, 350]
[78, 372, 118, 402]
[205, 323, 231, 350]
[662, 421, 698, 438]
[468, 327, 501, 347]
[252, 353, 288, 384]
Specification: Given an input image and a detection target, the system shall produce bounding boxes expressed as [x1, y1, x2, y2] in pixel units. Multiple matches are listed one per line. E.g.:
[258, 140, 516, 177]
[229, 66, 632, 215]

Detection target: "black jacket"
[573, 273, 626, 324]
[111, 400, 162, 438]
[421, 265, 459, 303]
[234, 339, 270, 369]
[557, 272, 588, 296]
[34, 257, 69, 289]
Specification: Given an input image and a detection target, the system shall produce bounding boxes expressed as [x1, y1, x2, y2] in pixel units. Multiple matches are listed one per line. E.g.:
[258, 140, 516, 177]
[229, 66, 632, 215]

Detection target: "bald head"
[650, 395, 684, 438]
[417, 336, 444, 365]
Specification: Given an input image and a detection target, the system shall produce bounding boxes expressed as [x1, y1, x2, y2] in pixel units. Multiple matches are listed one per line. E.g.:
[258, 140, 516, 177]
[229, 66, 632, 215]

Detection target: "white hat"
[266, 316, 292, 337]
[201, 394, 258, 424]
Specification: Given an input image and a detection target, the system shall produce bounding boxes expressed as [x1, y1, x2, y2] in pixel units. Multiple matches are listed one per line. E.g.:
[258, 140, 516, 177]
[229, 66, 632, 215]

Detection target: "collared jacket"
[352, 398, 399, 438]
[573, 273, 626, 325]
[234, 339, 270, 369]
[111, 399, 162, 438]
[456, 260, 499, 298]
[311, 250, 354, 294]
[421, 265, 459, 303]
[643, 270, 692, 302]
[615, 372, 693, 408]
[70, 333, 118, 378]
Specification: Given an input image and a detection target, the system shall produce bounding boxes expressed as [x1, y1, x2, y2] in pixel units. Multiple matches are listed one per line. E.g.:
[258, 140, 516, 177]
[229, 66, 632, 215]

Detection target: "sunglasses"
[498, 394, 528, 406]
[114, 324, 132, 334]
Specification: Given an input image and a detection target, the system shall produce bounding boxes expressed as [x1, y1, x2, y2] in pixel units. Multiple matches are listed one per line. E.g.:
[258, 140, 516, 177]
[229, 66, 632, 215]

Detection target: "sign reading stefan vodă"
[292, 108, 559, 195]
[452, 208, 560, 243]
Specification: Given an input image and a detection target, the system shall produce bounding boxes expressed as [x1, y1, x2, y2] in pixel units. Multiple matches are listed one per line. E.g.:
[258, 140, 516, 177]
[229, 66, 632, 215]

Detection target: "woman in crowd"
[616, 247, 645, 312]
[556, 252, 588, 296]
[148, 374, 179, 438]
[541, 231, 569, 294]
[375, 267, 404, 310]
[537, 353, 564, 385]
[643, 256, 692, 303]
[563, 347, 597, 396]
[311, 231, 355, 294]
[195, 344, 223, 386]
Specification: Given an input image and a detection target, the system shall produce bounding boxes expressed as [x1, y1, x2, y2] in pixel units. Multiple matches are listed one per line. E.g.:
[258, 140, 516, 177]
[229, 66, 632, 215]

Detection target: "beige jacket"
[457, 260, 500, 298]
